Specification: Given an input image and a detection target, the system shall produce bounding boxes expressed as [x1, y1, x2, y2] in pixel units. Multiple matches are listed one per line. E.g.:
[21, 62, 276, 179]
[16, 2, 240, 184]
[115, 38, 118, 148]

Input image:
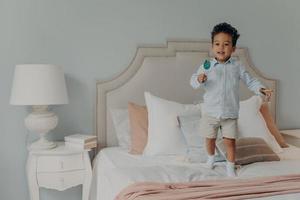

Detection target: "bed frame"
[96, 40, 277, 150]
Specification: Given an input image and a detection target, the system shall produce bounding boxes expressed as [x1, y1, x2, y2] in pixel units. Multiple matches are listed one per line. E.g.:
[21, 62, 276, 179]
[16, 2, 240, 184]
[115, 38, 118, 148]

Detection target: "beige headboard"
[96, 40, 277, 150]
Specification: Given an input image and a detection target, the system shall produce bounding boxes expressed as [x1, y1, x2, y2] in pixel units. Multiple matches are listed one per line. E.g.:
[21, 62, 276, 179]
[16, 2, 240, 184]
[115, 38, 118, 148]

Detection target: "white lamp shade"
[10, 64, 69, 105]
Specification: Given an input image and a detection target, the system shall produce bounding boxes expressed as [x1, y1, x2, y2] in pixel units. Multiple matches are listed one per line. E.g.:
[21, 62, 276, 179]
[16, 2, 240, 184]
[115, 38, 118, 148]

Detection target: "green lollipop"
[203, 60, 210, 70]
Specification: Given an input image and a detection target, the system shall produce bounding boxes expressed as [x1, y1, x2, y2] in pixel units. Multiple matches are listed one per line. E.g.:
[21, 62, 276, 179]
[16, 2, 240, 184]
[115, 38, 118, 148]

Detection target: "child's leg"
[206, 138, 216, 156]
[205, 138, 216, 168]
[200, 114, 219, 169]
[224, 137, 236, 177]
[223, 137, 235, 162]
[221, 119, 238, 177]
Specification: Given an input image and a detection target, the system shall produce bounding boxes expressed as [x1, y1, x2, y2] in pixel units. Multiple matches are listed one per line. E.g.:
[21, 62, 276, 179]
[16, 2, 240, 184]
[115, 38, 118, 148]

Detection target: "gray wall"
[1, 0, 299, 199]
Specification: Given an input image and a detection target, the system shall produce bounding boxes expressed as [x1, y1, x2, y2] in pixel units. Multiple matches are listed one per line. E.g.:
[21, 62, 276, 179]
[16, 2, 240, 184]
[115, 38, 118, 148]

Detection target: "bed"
[90, 40, 300, 200]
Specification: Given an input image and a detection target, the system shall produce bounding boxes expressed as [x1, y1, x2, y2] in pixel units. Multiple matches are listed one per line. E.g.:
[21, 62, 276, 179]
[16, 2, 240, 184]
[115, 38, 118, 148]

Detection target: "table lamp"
[10, 64, 69, 150]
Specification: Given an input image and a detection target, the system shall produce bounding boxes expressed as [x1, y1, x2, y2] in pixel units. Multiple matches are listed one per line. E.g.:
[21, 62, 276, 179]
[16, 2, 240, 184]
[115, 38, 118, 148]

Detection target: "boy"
[190, 22, 272, 177]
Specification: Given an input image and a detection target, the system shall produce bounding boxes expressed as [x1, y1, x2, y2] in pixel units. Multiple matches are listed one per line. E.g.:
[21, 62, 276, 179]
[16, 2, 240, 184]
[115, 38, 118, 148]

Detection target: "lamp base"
[28, 138, 57, 150]
[25, 105, 58, 150]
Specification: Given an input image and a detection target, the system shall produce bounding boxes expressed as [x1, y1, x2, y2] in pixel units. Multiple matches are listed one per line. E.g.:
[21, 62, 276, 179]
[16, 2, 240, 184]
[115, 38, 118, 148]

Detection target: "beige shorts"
[200, 114, 238, 139]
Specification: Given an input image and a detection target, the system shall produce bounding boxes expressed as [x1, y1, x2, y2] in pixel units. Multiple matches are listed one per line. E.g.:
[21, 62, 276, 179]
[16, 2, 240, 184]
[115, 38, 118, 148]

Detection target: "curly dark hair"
[211, 22, 240, 47]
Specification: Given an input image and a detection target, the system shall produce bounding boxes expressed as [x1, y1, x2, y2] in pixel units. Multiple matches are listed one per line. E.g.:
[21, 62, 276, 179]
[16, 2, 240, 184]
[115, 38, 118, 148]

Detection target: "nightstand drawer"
[37, 170, 85, 191]
[37, 154, 84, 172]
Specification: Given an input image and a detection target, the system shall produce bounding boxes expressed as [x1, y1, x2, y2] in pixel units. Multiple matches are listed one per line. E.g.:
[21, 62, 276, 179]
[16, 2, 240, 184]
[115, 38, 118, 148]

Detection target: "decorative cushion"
[128, 102, 148, 154]
[177, 113, 225, 162]
[177, 113, 203, 151]
[260, 102, 288, 148]
[216, 137, 280, 165]
[177, 113, 205, 161]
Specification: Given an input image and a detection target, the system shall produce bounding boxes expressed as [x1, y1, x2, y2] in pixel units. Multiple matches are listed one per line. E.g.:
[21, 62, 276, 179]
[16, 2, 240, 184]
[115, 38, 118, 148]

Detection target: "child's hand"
[198, 73, 207, 83]
[260, 88, 273, 102]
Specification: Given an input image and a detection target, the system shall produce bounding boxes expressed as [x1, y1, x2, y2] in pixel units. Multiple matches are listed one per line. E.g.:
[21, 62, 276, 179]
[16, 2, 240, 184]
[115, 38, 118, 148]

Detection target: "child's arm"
[190, 65, 206, 89]
[198, 74, 207, 83]
[260, 88, 273, 94]
[239, 64, 266, 95]
[260, 88, 273, 101]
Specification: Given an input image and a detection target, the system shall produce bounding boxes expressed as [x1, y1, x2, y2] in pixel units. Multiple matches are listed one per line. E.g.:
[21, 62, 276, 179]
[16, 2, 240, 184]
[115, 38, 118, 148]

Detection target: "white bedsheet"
[89, 146, 300, 200]
[278, 144, 300, 160]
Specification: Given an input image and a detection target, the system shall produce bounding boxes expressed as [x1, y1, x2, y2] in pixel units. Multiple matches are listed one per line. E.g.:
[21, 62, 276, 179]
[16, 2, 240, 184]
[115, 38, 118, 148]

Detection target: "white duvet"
[89, 145, 300, 200]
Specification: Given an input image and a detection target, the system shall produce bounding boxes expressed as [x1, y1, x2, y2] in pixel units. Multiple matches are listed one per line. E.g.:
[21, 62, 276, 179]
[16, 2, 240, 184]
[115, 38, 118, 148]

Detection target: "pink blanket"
[115, 174, 300, 200]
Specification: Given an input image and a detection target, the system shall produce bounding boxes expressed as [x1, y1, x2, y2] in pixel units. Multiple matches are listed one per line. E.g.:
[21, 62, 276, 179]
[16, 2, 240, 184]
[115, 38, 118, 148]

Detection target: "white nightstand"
[26, 142, 92, 200]
[280, 129, 300, 147]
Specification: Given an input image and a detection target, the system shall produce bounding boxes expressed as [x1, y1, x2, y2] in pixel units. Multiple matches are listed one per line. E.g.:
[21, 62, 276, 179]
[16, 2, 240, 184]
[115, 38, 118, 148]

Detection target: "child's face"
[212, 32, 236, 63]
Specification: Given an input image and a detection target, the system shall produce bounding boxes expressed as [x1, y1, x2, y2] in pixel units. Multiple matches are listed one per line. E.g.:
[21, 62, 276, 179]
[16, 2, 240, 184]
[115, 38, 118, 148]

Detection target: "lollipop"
[199, 59, 210, 83]
[203, 59, 211, 70]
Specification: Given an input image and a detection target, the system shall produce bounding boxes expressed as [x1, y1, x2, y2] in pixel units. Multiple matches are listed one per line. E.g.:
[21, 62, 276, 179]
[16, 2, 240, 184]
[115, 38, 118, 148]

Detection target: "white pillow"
[177, 113, 225, 162]
[144, 92, 201, 156]
[238, 96, 282, 153]
[110, 108, 130, 148]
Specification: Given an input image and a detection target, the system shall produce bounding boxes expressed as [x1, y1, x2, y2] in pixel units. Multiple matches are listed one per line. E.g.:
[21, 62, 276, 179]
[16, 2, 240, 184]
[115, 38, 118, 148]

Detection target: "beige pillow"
[260, 103, 288, 148]
[128, 102, 148, 154]
[216, 137, 280, 165]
